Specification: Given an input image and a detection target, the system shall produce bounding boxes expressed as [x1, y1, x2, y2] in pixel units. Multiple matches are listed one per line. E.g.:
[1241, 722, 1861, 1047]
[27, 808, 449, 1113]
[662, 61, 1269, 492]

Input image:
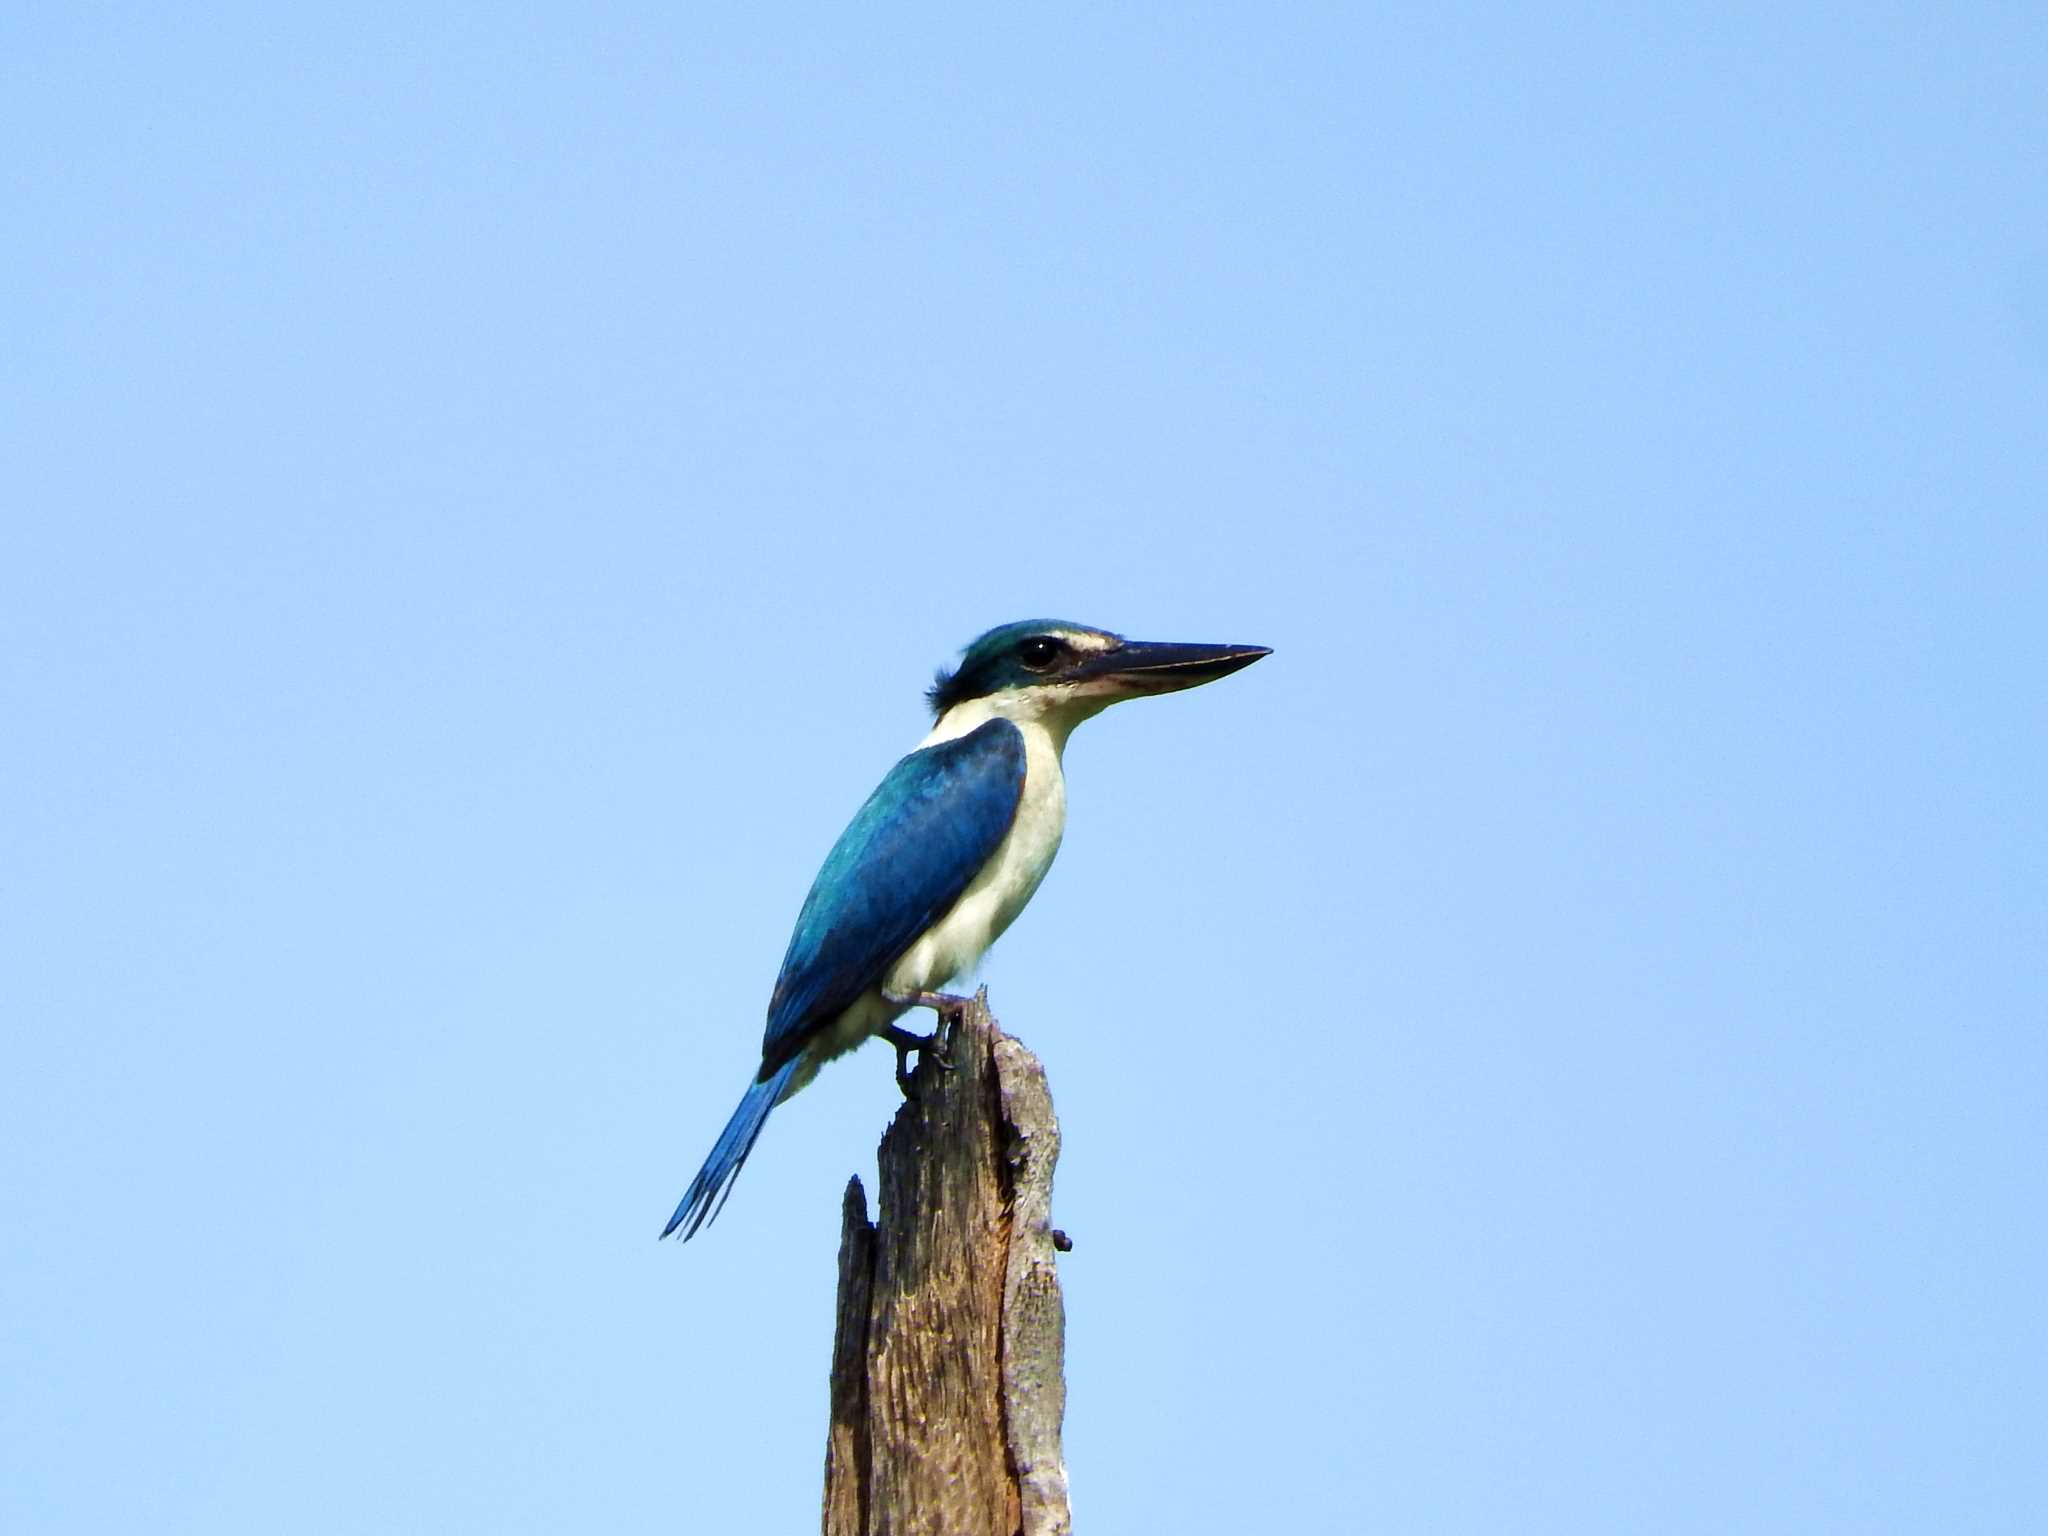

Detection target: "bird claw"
[883, 1023, 943, 1097]
[881, 993, 972, 1097]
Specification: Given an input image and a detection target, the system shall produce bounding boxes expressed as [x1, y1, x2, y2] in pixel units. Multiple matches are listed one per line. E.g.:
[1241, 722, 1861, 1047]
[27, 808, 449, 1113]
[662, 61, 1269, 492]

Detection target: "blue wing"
[759, 718, 1026, 1073]
[663, 718, 1024, 1241]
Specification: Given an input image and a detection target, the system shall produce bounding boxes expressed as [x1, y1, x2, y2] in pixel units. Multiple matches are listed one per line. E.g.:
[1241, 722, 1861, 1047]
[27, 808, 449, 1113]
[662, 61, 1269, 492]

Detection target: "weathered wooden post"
[822, 989, 1071, 1536]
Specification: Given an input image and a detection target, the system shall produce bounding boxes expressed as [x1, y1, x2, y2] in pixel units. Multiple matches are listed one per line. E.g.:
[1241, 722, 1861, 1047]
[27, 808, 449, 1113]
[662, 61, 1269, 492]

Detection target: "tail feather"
[662, 1059, 802, 1240]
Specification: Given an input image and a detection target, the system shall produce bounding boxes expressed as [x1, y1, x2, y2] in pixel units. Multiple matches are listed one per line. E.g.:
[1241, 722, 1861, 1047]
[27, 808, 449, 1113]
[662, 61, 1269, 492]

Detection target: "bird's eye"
[1018, 637, 1063, 671]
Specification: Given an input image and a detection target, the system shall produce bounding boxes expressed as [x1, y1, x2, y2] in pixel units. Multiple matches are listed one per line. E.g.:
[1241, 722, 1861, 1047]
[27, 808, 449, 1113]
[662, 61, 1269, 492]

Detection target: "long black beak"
[1078, 639, 1272, 694]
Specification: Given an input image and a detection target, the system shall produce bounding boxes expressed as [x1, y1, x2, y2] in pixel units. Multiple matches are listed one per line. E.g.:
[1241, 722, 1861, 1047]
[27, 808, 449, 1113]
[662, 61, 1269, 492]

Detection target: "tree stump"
[822, 989, 1071, 1536]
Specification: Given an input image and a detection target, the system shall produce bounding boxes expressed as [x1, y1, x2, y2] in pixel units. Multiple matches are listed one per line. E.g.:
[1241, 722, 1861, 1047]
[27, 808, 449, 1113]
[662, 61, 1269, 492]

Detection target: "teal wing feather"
[759, 718, 1026, 1072]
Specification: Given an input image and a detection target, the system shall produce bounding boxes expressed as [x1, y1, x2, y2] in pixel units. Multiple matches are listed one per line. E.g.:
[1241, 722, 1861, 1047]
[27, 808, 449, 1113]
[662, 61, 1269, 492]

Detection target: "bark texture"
[822, 990, 1071, 1536]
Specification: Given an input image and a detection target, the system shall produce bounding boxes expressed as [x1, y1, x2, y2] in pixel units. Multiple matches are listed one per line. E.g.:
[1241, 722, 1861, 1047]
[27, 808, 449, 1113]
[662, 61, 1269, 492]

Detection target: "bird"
[662, 619, 1270, 1240]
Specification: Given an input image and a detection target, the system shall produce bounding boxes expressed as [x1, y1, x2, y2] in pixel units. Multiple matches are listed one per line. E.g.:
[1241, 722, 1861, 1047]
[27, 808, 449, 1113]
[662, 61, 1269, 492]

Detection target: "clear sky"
[3, 6, 2043, 1533]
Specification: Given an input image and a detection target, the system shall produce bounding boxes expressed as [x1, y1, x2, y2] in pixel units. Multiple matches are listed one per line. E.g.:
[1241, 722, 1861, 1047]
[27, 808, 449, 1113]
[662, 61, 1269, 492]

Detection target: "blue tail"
[662, 1058, 802, 1240]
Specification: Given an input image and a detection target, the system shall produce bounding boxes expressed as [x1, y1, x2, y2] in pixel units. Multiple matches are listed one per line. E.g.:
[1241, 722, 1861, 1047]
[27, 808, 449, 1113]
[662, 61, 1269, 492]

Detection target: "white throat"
[918, 684, 1111, 757]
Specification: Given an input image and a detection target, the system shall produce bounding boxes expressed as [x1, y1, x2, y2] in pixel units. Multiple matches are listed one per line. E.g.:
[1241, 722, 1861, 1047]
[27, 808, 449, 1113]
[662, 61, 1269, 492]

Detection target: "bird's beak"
[1072, 639, 1272, 697]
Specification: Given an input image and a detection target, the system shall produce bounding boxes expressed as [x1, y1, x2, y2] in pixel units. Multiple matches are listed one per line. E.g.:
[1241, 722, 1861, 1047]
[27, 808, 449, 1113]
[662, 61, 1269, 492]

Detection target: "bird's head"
[926, 620, 1270, 741]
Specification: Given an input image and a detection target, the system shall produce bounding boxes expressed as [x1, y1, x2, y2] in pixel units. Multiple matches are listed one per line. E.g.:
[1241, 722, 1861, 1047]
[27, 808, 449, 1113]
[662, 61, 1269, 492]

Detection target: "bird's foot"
[880, 991, 973, 1097]
[881, 1023, 949, 1096]
[886, 986, 974, 1023]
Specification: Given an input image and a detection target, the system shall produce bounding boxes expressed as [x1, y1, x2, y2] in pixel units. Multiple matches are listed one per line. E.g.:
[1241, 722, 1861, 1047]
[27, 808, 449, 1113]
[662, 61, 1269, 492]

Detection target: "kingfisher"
[662, 619, 1270, 1240]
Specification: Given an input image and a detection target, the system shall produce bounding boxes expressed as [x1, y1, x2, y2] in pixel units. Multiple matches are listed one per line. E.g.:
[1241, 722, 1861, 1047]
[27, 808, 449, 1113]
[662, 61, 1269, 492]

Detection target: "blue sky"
[3, 5, 2043, 1532]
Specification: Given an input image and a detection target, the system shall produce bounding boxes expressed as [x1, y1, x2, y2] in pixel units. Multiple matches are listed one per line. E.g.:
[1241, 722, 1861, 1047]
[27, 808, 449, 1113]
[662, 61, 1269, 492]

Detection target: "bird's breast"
[881, 720, 1067, 998]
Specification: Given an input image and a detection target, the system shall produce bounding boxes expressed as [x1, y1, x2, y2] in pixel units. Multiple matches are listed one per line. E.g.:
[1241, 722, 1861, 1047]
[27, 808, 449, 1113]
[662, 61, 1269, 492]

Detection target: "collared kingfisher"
[662, 620, 1270, 1240]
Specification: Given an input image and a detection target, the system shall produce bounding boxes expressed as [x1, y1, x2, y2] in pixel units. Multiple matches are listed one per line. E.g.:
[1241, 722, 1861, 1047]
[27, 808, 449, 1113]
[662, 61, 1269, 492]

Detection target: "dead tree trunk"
[822, 989, 1071, 1536]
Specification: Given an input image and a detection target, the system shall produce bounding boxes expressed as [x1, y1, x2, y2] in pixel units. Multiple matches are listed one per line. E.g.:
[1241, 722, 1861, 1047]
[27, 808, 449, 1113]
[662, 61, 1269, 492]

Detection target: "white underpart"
[783, 681, 1112, 1094]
